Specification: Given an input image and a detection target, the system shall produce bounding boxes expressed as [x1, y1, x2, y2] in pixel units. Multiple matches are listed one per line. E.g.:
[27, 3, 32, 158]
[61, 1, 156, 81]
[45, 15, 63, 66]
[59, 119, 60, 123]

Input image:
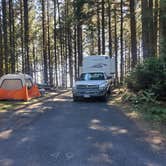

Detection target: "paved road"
[0, 92, 165, 166]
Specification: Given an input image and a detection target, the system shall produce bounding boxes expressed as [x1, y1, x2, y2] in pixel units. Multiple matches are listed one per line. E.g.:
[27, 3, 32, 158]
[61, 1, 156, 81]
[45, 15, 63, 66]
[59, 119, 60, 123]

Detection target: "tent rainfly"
[0, 74, 41, 101]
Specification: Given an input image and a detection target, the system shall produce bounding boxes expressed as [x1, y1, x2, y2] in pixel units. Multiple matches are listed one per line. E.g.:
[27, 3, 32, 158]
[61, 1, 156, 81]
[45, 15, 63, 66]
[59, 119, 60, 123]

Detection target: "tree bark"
[159, 0, 166, 58]
[41, 0, 48, 83]
[97, 1, 101, 55]
[74, 24, 78, 79]
[101, 0, 105, 55]
[20, 0, 24, 73]
[2, 0, 8, 73]
[66, 0, 73, 87]
[47, 0, 53, 86]
[108, 0, 112, 57]
[114, 8, 118, 85]
[0, 8, 3, 76]
[23, 0, 30, 74]
[9, 0, 15, 73]
[141, 0, 149, 59]
[120, 0, 124, 84]
[148, 0, 154, 57]
[53, 0, 58, 86]
[77, 23, 83, 75]
[153, 0, 158, 56]
[130, 0, 137, 68]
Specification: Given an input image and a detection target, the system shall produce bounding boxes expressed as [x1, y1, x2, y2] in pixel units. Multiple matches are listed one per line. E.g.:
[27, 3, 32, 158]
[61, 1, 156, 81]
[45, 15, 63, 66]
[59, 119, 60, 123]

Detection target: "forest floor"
[109, 88, 166, 145]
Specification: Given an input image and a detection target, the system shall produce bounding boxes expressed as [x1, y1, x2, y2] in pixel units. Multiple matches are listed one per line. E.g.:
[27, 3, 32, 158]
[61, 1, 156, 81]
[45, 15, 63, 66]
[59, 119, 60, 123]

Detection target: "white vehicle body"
[72, 55, 115, 101]
[82, 55, 115, 77]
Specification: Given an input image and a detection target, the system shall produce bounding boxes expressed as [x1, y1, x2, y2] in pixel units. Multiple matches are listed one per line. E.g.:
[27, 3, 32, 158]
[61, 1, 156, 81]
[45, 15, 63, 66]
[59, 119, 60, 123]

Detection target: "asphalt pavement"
[0, 92, 165, 166]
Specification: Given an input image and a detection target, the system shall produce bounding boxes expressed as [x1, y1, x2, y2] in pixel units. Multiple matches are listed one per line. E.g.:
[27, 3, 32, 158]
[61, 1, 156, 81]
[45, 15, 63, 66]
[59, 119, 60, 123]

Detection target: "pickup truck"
[72, 55, 115, 102]
[72, 72, 112, 101]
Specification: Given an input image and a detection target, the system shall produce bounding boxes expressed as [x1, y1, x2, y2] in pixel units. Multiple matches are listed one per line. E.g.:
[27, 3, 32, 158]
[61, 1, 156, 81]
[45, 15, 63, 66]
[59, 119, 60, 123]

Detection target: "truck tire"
[108, 86, 112, 95]
[73, 96, 79, 102]
[101, 93, 108, 102]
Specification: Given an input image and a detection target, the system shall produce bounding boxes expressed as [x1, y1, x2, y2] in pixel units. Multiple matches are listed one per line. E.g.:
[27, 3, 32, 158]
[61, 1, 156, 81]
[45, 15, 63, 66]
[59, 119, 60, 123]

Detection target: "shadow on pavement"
[0, 92, 166, 166]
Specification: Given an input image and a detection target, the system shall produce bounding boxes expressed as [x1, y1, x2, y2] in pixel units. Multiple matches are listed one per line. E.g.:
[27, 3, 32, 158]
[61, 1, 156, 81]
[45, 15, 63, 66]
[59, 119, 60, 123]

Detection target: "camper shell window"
[0, 79, 23, 90]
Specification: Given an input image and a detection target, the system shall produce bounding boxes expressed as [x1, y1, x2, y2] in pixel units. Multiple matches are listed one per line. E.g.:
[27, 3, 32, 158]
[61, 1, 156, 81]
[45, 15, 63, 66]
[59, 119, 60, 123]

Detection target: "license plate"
[84, 94, 90, 98]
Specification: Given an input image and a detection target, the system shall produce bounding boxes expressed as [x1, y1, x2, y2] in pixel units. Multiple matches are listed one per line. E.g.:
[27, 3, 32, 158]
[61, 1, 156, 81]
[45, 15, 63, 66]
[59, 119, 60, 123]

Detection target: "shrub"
[146, 106, 166, 123]
[121, 89, 157, 105]
[126, 57, 166, 99]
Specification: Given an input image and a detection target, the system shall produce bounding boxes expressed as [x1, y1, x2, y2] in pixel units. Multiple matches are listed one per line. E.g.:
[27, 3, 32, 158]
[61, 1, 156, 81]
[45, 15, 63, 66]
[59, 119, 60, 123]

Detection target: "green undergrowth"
[0, 100, 32, 112]
[119, 88, 166, 124]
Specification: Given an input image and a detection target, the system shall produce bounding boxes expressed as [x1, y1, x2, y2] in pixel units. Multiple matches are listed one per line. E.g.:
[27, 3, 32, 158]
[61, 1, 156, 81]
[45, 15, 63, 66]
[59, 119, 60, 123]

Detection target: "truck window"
[80, 73, 106, 81]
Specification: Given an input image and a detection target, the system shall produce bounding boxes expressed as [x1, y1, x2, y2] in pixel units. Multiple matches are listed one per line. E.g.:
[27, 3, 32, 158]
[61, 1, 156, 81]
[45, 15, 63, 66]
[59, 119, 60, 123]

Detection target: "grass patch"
[0, 101, 28, 112]
[0, 91, 59, 112]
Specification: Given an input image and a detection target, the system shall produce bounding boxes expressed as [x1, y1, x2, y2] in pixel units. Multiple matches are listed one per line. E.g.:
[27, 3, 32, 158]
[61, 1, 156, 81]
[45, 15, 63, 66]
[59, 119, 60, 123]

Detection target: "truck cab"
[72, 55, 115, 101]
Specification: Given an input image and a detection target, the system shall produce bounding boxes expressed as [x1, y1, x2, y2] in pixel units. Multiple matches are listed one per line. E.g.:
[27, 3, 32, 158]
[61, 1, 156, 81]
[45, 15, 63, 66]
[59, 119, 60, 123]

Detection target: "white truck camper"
[72, 55, 115, 101]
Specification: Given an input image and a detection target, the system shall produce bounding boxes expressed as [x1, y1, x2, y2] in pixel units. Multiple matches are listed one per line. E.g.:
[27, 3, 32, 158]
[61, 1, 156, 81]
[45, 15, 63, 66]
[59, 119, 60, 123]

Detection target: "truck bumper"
[72, 89, 107, 98]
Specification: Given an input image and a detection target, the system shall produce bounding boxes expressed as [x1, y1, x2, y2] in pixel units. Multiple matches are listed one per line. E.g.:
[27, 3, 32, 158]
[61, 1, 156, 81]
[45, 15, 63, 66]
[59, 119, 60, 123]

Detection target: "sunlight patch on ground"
[53, 97, 68, 102]
[88, 153, 112, 164]
[126, 111, 140, 119]
[89, 121, 128, 135]
[108, 126, 128, 134]
[0, 110, 8, 113]
[91, 119, 101, 124]
[93, 142, 112, 153]
[0, 159, 14, 166]
[145, 130, 166, 151]
[89, 124, 106, 131]
[0, 129, 13, 140]
[108, 95, 122, 105]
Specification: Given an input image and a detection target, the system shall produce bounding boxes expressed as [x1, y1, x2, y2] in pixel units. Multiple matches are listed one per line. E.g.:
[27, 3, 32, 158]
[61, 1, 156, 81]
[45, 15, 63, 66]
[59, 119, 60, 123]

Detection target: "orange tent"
[0, 74, 41, 101]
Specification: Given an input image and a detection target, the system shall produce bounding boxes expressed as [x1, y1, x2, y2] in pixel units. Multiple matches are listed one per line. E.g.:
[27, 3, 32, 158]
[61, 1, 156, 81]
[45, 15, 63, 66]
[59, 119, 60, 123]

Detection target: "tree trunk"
[114, 8, 118, 85]
[32, 42, 37, 82]
[0, 8, 3, 76]
[130, 0, 137, 68]
[23, 0, 30, 74]
[159, 0, 166, 58]
[66, 0, 73, 87]
[47, 0, 53, 86]
[153, 0, 158, 56]
[141, 0, 149, 59]
[20, 0, 24, 73]
[9, 0, 15, 73]
[97, 1, 101, 55]
[2, 0, 8, 73]
[57, 0, 64, 87]
[108, 0, 112, 57]
[77, 23, 83, 75]
[74, 24, 78, 79]
[101, 0, 105, 55]
[120, 0, 124, 84]
[68, 29, 73, 87]
[53, 0, 58, 86]
[148, 0, 154, 57]
[41, 0, 48, 83]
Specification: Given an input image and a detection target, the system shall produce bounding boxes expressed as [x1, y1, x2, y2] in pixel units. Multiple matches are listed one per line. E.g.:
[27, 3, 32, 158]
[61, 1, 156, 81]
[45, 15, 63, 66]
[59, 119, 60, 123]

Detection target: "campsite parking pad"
[0, 91, 166, 166]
